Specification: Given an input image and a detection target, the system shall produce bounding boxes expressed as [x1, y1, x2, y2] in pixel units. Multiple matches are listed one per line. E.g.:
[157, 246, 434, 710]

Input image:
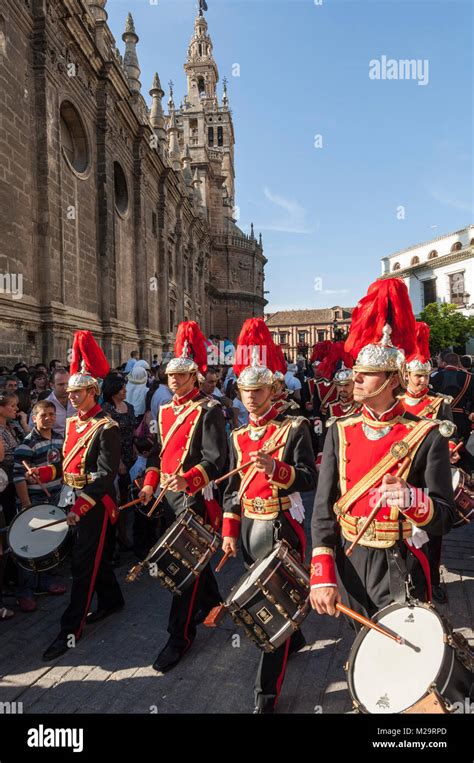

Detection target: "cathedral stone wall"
[0, 0, 266, 366]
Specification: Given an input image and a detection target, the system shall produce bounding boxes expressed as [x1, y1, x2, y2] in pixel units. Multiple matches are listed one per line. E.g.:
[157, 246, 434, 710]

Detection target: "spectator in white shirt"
[284, 364, 302, 403]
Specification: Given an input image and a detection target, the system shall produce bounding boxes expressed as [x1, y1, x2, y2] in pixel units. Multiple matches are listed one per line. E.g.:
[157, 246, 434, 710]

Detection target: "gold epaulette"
[434, 393, 453, 404]
[103, 417, 119, 429]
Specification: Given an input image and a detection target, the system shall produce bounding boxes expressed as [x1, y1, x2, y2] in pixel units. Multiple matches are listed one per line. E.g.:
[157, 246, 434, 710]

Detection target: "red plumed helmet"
[168, 321, 208, 375]
[233, 318, 286, 377]
[69, 330, 110, 378]
[345, 278, 416, 367]
[406, 322, 432, 372]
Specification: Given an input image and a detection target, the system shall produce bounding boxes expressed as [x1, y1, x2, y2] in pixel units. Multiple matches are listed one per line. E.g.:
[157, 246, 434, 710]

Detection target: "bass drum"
[8, 504, 72, 572]
[346, 602, 473, 713]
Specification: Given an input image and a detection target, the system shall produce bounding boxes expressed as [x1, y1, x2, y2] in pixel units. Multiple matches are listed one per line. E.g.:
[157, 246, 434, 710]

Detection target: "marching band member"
[43, 331, 124, 661]
[401, 321, 456, 604]
[139, 322, 228, 673]
[222, 319, 317, 713]
[309, 279, 457, 629]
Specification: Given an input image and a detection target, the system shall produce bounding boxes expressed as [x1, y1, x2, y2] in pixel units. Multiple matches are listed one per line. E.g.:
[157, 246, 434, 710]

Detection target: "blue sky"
[106, 0, 473, 312]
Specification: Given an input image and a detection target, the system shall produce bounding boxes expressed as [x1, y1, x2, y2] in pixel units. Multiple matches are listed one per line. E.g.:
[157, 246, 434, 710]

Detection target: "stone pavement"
[0, 493, 472, 715]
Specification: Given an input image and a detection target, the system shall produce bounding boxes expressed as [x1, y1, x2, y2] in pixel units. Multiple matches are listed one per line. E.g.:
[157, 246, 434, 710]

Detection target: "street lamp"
[332, 319, 339, 340]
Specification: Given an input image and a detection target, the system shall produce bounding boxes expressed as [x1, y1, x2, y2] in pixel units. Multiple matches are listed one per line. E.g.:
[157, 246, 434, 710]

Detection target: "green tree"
[419, 303, 474, 353]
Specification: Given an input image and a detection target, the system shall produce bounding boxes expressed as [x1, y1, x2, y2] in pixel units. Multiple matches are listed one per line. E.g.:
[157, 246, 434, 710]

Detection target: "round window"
[59, 101, 89, 173]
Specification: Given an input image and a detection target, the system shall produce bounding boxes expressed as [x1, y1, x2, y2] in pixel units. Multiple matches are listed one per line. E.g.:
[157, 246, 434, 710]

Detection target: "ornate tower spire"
[122, 13, 141, 93]
[184, 11, 218, 106]
[168, 111, 181, 171]
[149, 72, 166, 145]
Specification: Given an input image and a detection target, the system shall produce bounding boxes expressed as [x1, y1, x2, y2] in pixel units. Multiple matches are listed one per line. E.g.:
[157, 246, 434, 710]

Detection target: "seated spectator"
[13, 400, 66, 611]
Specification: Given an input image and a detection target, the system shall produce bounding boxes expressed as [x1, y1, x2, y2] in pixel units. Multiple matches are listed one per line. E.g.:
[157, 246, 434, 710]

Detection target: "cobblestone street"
[1, 493, 472, 715]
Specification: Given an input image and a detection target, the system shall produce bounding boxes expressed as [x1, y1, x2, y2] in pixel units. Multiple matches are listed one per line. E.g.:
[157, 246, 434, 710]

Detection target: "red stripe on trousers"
[182, 503, 209, 650]
[405, 541, 432, 602]
[285, 513, 306, 562]
[75, 508, 109, 641]
[274, 637, 291, 707]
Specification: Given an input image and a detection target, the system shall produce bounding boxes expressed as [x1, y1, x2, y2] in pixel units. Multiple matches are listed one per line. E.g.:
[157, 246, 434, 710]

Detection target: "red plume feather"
[345, 278, 416, 360]
[174, 321, 208, 375]
[407, 321, 431, 364]
[309, 340, 332, 364]
[317, 342, 353, 379]
[69, 331, 110, 378]
[233, 318, 286, 376]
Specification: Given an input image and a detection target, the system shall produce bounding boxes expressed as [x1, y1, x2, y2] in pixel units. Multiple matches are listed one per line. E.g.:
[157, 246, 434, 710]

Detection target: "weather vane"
[198, 0, 208, 16]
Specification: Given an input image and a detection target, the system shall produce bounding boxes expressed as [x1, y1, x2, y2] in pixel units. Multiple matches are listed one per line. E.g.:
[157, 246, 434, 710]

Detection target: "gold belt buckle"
[357, 516, 376, 541]
[252, 497, 266, 513]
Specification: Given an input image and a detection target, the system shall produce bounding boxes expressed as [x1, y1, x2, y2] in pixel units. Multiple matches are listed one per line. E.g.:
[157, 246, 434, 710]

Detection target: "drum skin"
[346, 602, 473, 713]
[226, 541, 310, 652]
[8, 504, 72, 572]
[146, 508, 219, 595]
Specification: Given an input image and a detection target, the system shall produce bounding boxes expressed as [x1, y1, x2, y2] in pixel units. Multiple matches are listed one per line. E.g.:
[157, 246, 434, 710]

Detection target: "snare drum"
[346, 601, 473, 713]
[8, 504, 72, 572]
[451, 468, 474, 527]
[225, 541, 310, 653]
[137, 508, 219, 595]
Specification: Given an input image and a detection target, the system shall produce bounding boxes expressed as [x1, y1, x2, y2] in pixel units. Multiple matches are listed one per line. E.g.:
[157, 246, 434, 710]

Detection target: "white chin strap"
[355, 373, 394, 400]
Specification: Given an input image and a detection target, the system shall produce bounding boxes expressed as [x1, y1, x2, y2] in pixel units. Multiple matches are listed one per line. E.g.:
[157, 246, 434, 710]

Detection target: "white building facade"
[381, 225, 474, 352]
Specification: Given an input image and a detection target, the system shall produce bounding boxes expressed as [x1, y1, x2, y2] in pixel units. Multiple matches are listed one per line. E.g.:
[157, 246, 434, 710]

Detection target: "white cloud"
[256, 186, 315, 234]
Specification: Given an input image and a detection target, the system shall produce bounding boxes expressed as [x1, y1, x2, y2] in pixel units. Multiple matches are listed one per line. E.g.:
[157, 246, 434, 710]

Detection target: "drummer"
[12, 400, 66, 612]
[42, 331, 124, 661]
[139, 321, 228, 674]
[400, 322, 456, 604]
[310, 278, 457, 628]
[222, 318, 317, 714]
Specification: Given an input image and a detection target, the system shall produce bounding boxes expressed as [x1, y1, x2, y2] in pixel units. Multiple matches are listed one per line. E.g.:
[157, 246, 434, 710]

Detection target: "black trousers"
[427, 534, 442, 587]
[241, 511, 303, 707]
[161, 495, 221, 651]
[335, 537, 426, 625]
[60, 503, 124, 639]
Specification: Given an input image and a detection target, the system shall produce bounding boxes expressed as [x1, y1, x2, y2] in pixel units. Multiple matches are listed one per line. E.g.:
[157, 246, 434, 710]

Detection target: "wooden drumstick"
[215, 551, 231, 573]
[346, 456, 411, 557]
[452, 441, 464, 454]
[146, 465, 181, 518]
[118, 497, 143, 511]
[336, 603, 403, 644]
[31, 517, 68, 532]
[213, 444, 282, 486]
[22, 460, 51, 498]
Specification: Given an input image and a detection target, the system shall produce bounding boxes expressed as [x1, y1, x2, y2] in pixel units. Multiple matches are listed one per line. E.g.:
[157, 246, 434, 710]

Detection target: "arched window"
[197, 77, 205, 95]
[217, 126, 223, 146]
[60, 101, 89, 173]
[208, 127, 214, 146]
[392, 262, 401, 271]
[410, 256, 420, 266]
[451, 241, 462, 252]
[0, 16, 6, 57]
[428, 250, 438, 260]
[113, 162, 128, 215]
